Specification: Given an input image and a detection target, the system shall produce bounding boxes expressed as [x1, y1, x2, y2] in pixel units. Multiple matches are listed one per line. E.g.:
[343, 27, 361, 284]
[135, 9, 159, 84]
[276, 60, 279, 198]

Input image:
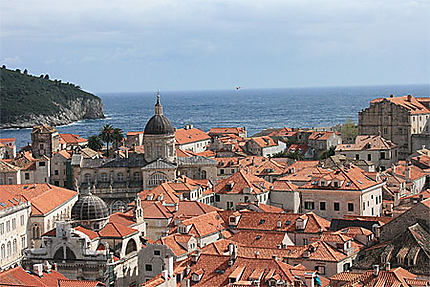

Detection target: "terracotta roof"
[31, 124, 58, 133]
[140, 201, 173, 219]
[55, 149, 72, 159]
[272, 179, 298, 192]
[301, 164, 380, 191]
[109, 212, 135, 227]
[330, 267, 429, 287]
[238, 156, 286, 176]
[0, 138, 15, 143]
[336, 135, 396, 152]
[233, 211, 330, 234]
[139, 182, 181, 204]
[0, 266, 68, 287]
[58, 279, 105, 287]
[229, 230, 291, 249]
[98, 222, 138, 238]
[0, 190, 28, 211]
[159, 233, 194, 256]
[371, 95, 430, 115]
[171, 211, 226, 238]
[287, 144, 311, 156]
[172, 201, 221, 221]
[253, 203, 285, 213]
[74, 226, 99, 240]
[280, 166, 331, 183]
[184, 254, 300, 286]
[209, 127, 245, 136]
[0, 184, 77, 215]
[59, 133, 87, 144]
[249, 136, 277, 148]
[388, 162, 426, 181]
[0, 160, 20, 172]
[214, 169, 272, 195]
[175, 128, 210, 145]
[309, 131, 334, 141]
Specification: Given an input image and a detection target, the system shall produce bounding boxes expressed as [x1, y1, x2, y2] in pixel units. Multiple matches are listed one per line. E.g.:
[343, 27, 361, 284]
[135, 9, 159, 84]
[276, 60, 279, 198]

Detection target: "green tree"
[112, 128, 124, 149]
[99, 124, 114, 157]
[340, 118, 358, 144]
[319, 146, 336, 160]
[88, 135, 103, 151]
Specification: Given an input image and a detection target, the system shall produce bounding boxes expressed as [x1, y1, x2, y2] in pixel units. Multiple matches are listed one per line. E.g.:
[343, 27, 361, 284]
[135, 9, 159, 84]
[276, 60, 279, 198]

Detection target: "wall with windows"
[300, 184, 383, 219]
[215, 191, 270, 210]
[0, 201, 31, 271]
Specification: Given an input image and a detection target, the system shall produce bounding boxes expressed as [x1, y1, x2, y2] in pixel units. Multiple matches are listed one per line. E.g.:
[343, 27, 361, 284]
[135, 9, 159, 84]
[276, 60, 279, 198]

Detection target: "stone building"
[23, 190, 145, 286]
[31, 125, 60, 158]
[335, 134, 398, 171]
[72, 94, 216, 212]
[358, 94, 430, 159]
[0, 190, 31, 271]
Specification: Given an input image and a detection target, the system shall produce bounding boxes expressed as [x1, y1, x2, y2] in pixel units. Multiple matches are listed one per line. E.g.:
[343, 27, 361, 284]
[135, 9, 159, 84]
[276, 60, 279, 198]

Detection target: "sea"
[1, 84, 429, 149]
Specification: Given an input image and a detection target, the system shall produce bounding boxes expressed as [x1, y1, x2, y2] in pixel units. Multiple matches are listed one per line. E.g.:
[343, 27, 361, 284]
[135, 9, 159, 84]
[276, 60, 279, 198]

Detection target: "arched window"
[200, 170, 207, 179]
[13, 239, 17, 254]
[125, 238, 137, 255]
[7, 242, 11, 257]
[148, 172, 168, 188]
[100, 173, 108, 182]
[117, 172, 124, 182]
[1, 244, 5, 259]
[84, 173, 91, 183]
[112, 200, 126, 213]
[32, 224, 40, 239]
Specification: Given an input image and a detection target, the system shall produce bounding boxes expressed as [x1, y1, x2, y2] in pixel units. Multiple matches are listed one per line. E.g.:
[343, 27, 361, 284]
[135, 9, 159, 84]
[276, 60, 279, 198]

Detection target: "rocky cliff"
[0, 67, 105, 129]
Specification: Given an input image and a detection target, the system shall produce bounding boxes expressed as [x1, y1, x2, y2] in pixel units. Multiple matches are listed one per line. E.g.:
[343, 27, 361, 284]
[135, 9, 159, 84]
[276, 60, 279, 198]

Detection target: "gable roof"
[0, 266, 67, 287]
[214, 169, 272, 195]
[175, 127, 210, 145]
[0, 184, 77, 216]
[371, 95, 430, 115]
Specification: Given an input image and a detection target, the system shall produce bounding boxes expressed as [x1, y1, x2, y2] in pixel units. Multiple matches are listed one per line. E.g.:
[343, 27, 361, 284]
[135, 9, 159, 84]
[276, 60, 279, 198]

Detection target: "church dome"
[144, 93, 174, 135]
[144, 115, 174, 135]
[71, 192, 109, 221]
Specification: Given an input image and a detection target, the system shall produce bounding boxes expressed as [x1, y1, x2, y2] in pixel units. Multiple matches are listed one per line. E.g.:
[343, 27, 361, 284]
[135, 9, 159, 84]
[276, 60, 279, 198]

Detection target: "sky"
[1, 0, 429, 93]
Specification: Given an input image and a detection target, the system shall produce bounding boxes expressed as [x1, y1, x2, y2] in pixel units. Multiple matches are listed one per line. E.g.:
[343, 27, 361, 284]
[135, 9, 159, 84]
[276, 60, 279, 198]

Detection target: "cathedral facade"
[71, 94, 217, 212]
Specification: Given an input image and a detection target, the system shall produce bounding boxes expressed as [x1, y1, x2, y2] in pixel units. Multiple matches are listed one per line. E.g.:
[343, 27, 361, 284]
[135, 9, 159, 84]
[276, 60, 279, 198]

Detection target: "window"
[383, 127, 388, 134]
[25, 173, 30, 180]
[85, 173, 91, 183]
[334, 202, 340, 211]
[320, 202, 326, 210]
[39, 161, 45, 167]
[20, 215, 24, 226]
[304, 201, 315, 210]
[133, 172, 141, 181]
[220, 169, 225, 175]
[355, 154, 359, 160]
[380, 152, 386, 160]
[227, 201, 234, 210]
[315, 266, 325, 275]
[54, 181, 59, 186]
[21, 236, 26, 249]
[367, 154, 371, 161]
[100, 173, 108, 182]
[0, 223, 4, 235]
[148, 172, 168, 188]
[13, 239, 17, 254]
[145, 264, 153, 272]
[12, 218, 16, 230]
[54, 170, 59, 175]
[0, 244, 4, 259]
[154, 250, 161, 256]
[32, 224, 40, 239]
[348, 203, 354, 212]
[117, 172, 124, 182]
[215, 194, 220, 202]
[7, 242, 11, 257]
[6, 221, 10, 233]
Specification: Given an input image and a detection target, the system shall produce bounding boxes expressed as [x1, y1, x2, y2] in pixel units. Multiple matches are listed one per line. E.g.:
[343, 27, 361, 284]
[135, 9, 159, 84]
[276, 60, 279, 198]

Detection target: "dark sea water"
[2, 84, 429, 149]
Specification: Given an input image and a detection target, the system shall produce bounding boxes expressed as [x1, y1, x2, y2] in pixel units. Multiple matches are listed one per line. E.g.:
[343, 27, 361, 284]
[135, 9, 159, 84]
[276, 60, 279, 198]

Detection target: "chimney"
[385, 262, 391, 271]
[33, 264, 43, 277]
[254, 251, 259, 258]
[277, 220, 282, 228]
[304, 272, 316, 287]
[373, 265, 380, 276]
[407, 94, 412, 102]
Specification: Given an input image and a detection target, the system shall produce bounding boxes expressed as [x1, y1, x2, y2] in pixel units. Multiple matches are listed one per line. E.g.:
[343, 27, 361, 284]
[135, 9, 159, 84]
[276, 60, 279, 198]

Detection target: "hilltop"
[0, 66, 104, 128]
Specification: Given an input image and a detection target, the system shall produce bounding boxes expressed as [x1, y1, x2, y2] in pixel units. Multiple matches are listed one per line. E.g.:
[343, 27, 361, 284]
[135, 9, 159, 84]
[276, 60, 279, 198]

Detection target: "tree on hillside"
[99, 124, 114, 157]
[23, 69, 28, 75]
[319, 146, 336, 160]
[88, 135, 103, 151]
